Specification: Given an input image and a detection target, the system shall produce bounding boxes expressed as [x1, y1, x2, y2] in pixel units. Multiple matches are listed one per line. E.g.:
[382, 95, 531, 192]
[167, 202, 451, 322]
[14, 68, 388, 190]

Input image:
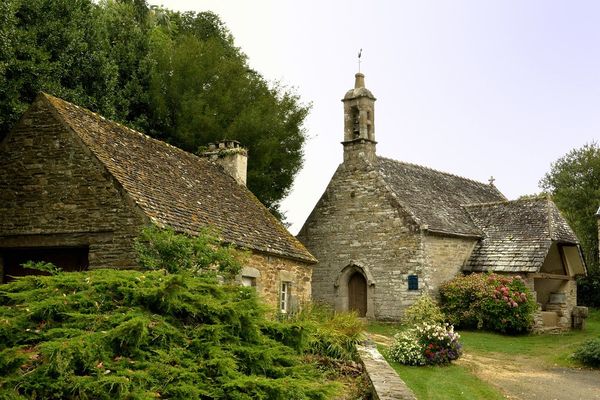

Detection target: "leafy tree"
[1, 1, 310, 217]
[540, 142, 600, 272]
[1, 0, 116, 133]
[147, 10, 310, 215]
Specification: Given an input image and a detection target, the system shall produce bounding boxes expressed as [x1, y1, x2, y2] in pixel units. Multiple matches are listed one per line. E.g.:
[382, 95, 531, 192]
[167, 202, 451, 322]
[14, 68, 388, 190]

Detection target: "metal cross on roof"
[358, 49, 362, 72]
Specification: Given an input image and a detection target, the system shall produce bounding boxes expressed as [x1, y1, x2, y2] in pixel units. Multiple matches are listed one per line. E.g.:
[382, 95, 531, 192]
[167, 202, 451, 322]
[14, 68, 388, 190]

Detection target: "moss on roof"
[41, 93, 315, 263]
[464, 197, 580, 272]
[376, 157, 506, 236]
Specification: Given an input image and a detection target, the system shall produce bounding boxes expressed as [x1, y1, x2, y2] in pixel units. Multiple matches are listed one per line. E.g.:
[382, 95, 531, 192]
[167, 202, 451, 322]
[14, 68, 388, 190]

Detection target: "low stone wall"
[356, 344, 416, 400]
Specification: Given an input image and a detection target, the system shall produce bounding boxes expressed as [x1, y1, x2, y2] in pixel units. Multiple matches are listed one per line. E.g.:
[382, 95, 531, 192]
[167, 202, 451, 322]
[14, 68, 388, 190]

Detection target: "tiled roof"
[42, 93, 316, 263]
[376, 157, 506, 236]
[463, 197, 579, 272]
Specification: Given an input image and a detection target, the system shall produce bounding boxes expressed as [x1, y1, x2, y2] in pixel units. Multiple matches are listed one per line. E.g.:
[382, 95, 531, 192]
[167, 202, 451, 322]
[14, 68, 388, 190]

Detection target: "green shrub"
[402, 294, 446, 326]
[276, 303, 365, 361]
[388, 323, 462, 366]
[577, 269, 600, 307]
[0, 228, 342, 399]
[573, 337, 600, 367]
[21, 261, 62, 275]
[134, 225, 243, 278]
[439, 273, 537, 333]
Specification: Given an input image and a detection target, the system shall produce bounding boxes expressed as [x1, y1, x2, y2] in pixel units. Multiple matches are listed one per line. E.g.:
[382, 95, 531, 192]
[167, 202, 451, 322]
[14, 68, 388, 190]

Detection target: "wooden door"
[348, 272, 367, 317]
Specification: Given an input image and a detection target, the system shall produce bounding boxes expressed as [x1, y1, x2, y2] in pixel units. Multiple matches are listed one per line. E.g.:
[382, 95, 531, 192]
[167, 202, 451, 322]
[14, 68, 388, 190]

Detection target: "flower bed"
[388, 323, 462, 366]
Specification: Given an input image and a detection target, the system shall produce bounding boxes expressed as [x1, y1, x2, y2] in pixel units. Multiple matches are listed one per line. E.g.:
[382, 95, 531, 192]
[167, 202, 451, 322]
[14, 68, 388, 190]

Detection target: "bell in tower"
[342, 72, 377, 163]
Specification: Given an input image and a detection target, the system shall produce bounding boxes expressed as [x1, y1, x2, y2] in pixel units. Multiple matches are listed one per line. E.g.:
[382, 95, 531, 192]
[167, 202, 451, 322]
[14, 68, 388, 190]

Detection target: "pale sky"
[150, 0, 600, 233]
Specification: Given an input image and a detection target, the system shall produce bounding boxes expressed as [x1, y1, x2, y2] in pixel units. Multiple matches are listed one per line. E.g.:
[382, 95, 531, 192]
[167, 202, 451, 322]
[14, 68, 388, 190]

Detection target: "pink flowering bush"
[440, 273, 537, 333]
[388, 323, 462, 366]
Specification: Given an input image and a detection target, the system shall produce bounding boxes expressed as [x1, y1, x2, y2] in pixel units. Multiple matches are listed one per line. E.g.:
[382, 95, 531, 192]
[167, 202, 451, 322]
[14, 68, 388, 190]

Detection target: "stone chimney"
[201, 140, 248, 186]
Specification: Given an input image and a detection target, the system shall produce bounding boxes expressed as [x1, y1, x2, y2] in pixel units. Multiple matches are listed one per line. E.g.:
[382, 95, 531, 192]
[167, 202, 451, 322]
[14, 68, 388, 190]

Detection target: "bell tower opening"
[351, 106, 360, 139]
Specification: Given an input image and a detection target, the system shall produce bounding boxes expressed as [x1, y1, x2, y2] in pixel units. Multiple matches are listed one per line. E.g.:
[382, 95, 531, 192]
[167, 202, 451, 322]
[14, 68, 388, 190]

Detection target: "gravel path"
[369, 332, 600, 399]
[457, 352, 600, 400]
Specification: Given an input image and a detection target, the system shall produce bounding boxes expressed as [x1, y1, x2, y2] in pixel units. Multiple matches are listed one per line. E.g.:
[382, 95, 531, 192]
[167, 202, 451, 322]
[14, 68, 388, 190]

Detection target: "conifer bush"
[439, 273, 537, 333]
[0, 228, 349, 399]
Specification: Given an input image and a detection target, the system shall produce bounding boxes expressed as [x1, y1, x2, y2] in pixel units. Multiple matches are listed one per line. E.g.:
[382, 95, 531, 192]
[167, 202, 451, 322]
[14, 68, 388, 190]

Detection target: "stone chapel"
[297, 73, 586, 328]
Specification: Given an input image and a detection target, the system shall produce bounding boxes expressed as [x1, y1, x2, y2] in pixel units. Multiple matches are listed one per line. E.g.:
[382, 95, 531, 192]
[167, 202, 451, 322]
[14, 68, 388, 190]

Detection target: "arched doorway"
[348, 272, 367, 317]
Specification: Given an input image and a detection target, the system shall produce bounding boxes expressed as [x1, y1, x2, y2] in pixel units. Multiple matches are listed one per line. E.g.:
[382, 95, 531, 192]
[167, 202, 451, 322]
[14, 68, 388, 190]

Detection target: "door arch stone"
[334, 263, 375, 318]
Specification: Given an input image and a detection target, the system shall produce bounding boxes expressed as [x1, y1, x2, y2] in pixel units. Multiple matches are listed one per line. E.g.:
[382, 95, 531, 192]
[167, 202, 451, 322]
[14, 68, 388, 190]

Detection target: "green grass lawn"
[375, 343, 505, 400]
[384, 355, 505, 400]
[366, 320, 403, 337]
[368, 308, 600, 399]
[459, 308, 600, 366]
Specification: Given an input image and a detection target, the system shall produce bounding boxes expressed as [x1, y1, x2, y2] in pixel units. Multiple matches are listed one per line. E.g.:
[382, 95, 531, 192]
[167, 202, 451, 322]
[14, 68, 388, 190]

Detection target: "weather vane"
[358, 49, 363, 72]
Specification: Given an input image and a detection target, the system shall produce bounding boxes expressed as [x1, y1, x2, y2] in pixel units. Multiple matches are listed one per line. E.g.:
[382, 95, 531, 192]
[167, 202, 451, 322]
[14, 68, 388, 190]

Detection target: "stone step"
[540, 311, 558, 327]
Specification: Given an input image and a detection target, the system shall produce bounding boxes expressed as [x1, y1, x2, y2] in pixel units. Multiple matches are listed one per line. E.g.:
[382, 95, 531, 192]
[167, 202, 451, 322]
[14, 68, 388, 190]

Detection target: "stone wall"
[525, 275, 576, 331]
[240, 252, 312, 311]
[357, 344, 417, 400]
[0, 97, 146, 279]
[298, 158, 424, 320]
[422, 234, 477, 296]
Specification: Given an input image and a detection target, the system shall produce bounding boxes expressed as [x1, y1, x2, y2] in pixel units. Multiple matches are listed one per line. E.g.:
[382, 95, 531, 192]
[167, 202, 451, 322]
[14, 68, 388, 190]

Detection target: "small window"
[408, 275, 419, 291]
[280, 282, 291, 313]
[241, 276, 256, 287]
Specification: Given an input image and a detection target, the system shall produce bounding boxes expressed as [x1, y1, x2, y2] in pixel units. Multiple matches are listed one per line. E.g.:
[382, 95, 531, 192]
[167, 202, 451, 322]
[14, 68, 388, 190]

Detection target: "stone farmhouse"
[298, 73, 587, 329]
[0, 93, 315, 312]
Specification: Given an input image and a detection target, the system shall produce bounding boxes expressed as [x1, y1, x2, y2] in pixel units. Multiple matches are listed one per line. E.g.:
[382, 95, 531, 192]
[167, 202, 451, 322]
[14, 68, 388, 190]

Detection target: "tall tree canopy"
[540, 142, 600, 271]
[0, 0, 309, 216]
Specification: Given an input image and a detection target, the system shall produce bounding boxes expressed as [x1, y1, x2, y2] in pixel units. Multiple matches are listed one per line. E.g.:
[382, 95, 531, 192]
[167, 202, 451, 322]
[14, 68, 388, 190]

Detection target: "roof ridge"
[462, 197, 548, 208]
[376, 155, 496, 188]
[546, 196, 555, 240]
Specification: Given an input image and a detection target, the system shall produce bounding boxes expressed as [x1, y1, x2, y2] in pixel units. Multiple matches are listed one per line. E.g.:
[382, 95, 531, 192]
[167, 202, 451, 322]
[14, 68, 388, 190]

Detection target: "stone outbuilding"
[464, 198, 586, 329]
[0, 93, 316, 312]
[298, 73, 586, 328]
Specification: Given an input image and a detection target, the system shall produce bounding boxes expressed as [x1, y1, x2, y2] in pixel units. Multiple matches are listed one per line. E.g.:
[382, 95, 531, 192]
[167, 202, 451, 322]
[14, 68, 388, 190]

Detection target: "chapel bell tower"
[342, 72, 377, 163]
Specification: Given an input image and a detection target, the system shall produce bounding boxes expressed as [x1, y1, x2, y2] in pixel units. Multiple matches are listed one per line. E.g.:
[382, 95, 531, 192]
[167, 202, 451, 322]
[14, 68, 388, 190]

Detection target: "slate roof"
[376, 157, 506, 237]
[41, 93, 316, 263]
[463, 197, 579, 272]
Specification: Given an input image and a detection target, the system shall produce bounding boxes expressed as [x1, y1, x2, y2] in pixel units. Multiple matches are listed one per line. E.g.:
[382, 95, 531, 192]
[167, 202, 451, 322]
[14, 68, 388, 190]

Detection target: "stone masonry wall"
[0, 98, 147, 276]
[422, 234, 477, 296]
[241, 252, 312, 311]
[298, 158, 424, 320]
